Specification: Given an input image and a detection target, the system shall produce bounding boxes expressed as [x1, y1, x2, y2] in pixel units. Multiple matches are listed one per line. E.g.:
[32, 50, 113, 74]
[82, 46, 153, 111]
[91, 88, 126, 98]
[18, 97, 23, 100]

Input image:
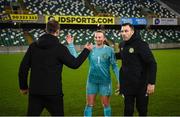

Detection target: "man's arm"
[115, 43, 122, 59]
[139, 42, 157, 94]
[58, 43, 92, 69]
[18, 45, 31, 93]
[110, 48, 120, 95]
[58, 34, 92, 69]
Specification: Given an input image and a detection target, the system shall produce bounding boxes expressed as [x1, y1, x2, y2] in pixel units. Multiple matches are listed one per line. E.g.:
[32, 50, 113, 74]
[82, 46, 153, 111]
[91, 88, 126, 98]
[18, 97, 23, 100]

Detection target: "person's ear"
[55, 30, 59, 36]
[131, 30, 135, 35]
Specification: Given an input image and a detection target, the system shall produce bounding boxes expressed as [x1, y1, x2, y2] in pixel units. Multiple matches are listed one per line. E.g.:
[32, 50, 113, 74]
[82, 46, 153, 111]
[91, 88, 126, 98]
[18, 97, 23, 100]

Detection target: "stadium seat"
[0, 29, 28, 46]
[91, 0, 177, 18]
[23, 0, 94, 16]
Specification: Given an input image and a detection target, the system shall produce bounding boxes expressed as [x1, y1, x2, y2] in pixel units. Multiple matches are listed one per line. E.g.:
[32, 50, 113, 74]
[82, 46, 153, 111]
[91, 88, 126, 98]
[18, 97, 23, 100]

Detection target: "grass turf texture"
[0, 49, 180, 116]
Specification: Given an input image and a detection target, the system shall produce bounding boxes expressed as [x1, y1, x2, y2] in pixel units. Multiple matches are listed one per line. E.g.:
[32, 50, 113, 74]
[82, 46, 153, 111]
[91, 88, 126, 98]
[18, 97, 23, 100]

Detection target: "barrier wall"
[0, 44, 180, 54]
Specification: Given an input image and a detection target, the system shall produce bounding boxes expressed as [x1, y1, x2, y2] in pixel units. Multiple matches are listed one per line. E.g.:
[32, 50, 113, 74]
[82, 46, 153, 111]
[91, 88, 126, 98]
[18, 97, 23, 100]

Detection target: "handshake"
[66, 34, 93, 51]
[84, 42, 93, 51]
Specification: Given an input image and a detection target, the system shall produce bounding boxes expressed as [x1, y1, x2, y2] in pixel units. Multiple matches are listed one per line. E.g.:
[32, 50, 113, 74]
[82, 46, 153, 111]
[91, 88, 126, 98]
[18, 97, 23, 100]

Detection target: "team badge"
[102, 53, 108, 59]
[129, 48, 134, 53]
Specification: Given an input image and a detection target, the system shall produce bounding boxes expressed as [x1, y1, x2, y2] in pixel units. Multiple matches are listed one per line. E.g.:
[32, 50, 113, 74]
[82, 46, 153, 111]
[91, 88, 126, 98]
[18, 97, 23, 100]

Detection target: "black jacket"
[18, 34, 90, 95]
[116, 31, 157, 95]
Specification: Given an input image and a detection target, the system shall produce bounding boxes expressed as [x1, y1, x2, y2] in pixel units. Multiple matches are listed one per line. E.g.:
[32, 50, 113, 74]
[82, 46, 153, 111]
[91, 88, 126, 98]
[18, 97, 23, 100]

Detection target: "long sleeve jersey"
[67, 43, 119, 84]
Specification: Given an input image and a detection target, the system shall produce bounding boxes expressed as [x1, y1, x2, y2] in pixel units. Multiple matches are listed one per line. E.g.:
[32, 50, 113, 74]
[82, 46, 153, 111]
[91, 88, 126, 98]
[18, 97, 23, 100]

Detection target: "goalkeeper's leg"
[84, 94, 96, 117]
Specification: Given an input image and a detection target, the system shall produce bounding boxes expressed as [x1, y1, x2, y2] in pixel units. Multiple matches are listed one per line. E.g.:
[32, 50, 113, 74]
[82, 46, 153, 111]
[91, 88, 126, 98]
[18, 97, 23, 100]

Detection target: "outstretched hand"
[85, 42, 93, 51]
[66, 34, 74, 44]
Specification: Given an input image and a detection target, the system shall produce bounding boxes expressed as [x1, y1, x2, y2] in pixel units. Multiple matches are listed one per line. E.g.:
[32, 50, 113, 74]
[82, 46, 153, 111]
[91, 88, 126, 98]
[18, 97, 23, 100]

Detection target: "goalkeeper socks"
[104, 106, 111, 117]
[84, 105, 93, 117]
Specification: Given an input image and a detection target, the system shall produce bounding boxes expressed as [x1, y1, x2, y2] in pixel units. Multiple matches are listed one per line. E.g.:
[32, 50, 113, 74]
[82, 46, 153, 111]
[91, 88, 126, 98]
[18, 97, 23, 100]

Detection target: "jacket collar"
[124, 30, 140, 45]
[36, 33, 59, 49]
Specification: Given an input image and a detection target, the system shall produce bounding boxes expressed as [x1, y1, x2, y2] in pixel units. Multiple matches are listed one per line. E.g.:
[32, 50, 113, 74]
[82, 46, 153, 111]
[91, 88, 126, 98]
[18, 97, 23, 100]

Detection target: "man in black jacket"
[18, 20, 93, 116]
[116, 23, 157, 116]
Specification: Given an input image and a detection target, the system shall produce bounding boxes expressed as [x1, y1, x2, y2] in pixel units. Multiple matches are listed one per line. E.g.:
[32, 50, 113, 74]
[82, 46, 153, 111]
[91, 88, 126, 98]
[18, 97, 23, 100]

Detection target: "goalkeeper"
[66, 30, 120, 117]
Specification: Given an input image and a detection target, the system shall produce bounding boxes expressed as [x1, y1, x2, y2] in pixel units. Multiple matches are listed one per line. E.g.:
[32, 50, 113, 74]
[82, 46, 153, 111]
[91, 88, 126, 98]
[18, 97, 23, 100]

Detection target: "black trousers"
[124, 94, 149, 116]
[27, 95, 64, 116]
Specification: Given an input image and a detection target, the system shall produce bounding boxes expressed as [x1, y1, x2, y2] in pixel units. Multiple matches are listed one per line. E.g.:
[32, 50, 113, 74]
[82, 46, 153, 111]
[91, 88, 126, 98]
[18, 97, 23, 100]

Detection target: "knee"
[102, 99, 110, 107]
[86, 99, 95, 106]
[103, 103, 110, 107]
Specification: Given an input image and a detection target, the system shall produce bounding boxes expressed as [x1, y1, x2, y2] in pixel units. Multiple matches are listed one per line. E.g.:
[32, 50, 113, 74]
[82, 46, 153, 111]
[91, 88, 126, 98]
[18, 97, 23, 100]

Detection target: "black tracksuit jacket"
[18, 34, 90, 95]
[116, 31, 157, 95]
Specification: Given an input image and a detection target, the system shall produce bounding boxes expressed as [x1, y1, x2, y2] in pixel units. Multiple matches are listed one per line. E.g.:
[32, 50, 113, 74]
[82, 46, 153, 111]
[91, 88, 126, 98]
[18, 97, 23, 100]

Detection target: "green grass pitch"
[0, 49, 180, 116]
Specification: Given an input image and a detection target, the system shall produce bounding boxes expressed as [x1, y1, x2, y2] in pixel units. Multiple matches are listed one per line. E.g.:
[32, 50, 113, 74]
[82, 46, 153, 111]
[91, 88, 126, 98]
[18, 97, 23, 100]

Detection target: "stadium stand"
[140, 29, 180, 43]
[160, 0, 180, 14]
[1, 28, 179, 47]
[0, 0, 179, 48]
[23, 0, 94, 16]
[21, 0, 177, 17]
[0, 0, 9, 14]
[1, 0, 178, 18]
[0, 29, 28, 46]
[91, 0, 177, 17]
[0, 1, 4, 13]
[28, 28, 180, 44]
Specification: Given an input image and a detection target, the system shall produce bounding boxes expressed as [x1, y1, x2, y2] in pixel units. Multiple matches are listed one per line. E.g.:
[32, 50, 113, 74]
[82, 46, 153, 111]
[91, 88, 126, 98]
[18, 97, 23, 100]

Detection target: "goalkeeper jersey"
[67, 43, 119, 84]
